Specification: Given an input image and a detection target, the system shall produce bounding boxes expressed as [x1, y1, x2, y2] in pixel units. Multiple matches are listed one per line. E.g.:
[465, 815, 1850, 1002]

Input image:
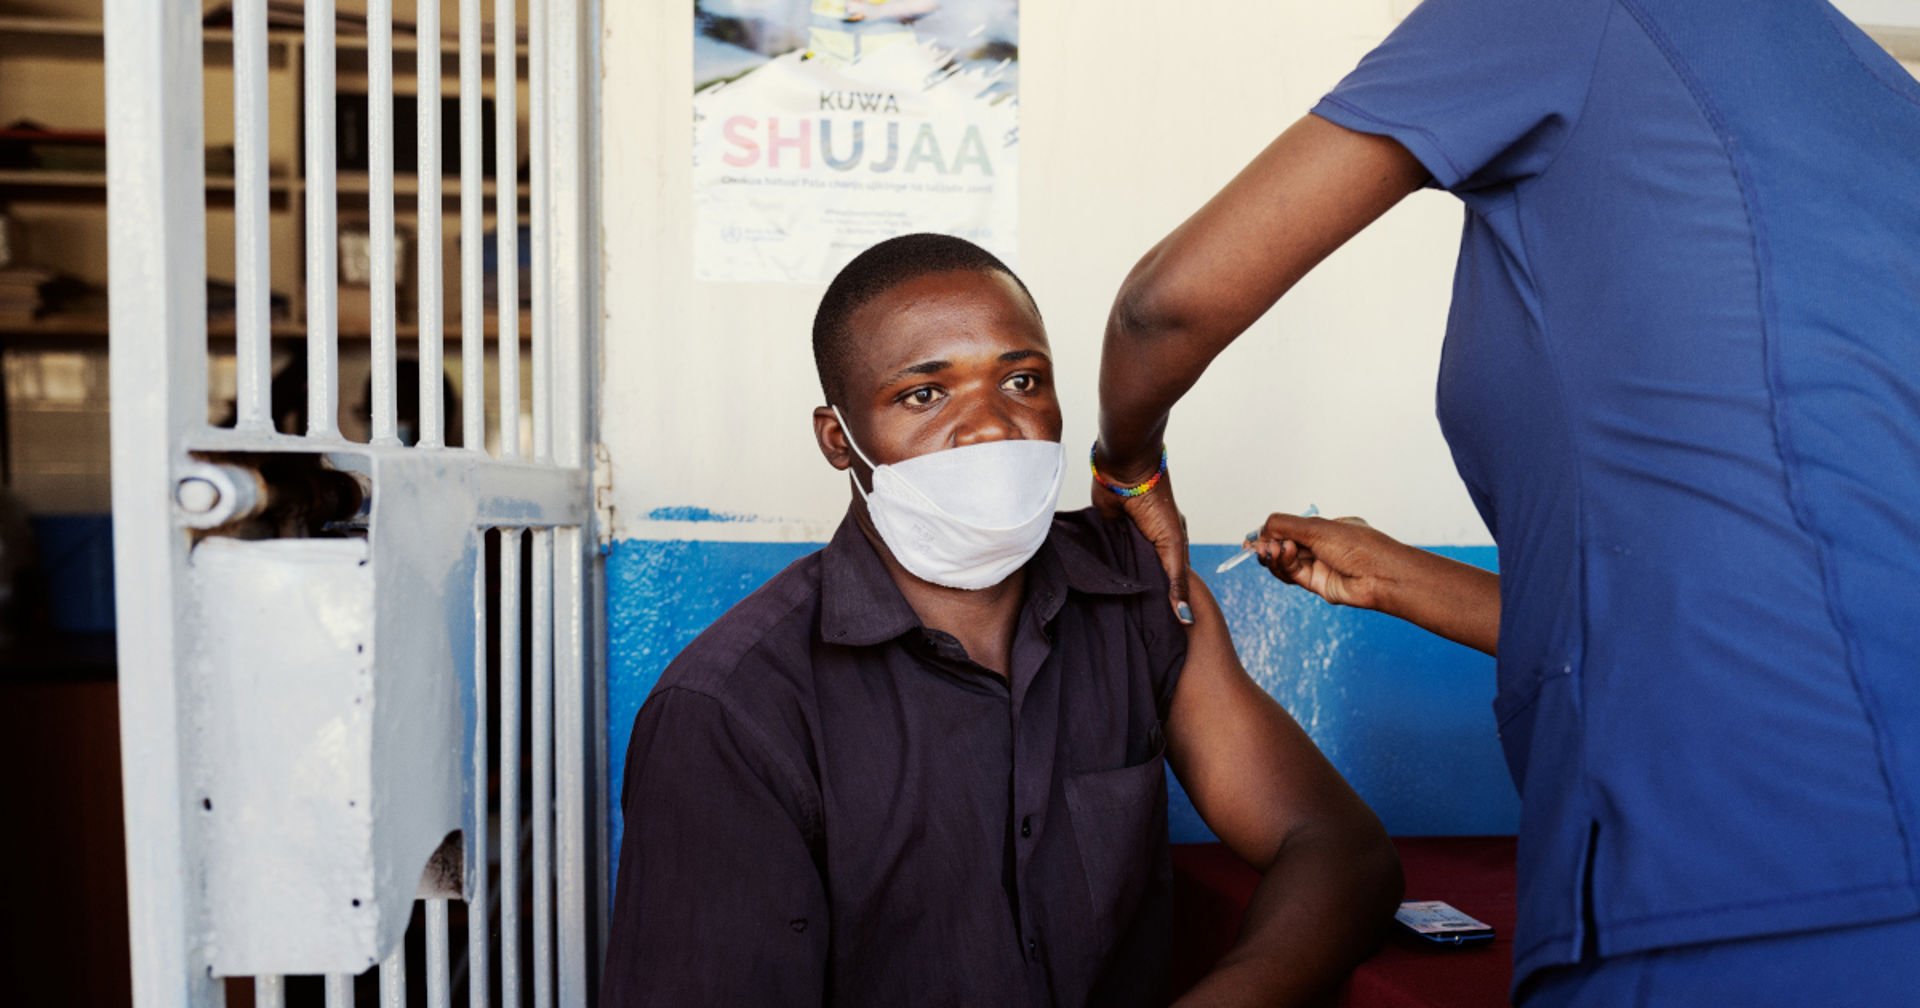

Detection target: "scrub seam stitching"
[1311, 96, 1469, 186]
[1508, 3, 1620, 961]
[1614, 0, 1918, 893]
[1600, 879, 1915, 930]
[1503, 182, 1600, 967]
[1518, 0, 1617, 188]
[1816, 4, 1920, 109]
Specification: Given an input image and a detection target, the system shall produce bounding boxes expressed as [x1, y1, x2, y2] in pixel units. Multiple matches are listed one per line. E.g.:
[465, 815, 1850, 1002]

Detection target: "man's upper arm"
[1163, 576, 1382, 870]
[602, 686, 829, 1007]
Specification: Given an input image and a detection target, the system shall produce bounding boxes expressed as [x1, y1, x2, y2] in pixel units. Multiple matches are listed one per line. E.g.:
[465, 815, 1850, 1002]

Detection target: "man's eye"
[902, 387, 943, 407]
[1003, 373, 1041, 393]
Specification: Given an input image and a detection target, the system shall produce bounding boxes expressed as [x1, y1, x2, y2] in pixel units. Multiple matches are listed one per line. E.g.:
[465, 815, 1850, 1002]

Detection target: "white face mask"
[834, 406, 1064, 590]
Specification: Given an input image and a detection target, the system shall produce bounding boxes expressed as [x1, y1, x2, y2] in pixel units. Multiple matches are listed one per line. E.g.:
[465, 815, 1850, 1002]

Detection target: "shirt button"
[1020, 815, 1033, 839]
[1026, 938, 1040, 961]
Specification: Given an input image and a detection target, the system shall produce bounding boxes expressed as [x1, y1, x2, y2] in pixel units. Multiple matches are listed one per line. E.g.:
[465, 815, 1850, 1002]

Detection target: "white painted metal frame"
[307, 0, 342, 438]
[107, 0, 603, 1004]
[106, 1, 214, 1000]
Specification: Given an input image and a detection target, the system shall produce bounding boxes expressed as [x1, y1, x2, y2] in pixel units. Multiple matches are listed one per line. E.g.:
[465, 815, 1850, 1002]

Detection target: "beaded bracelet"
[1090, 443, 1169, 498]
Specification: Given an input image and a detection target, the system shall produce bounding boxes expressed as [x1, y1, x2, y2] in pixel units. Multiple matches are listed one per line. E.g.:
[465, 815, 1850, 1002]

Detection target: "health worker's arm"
[1094, 115, 1429, 621]
[1165, 575, 1404, 1007]
[1254, 511, 1499, 656]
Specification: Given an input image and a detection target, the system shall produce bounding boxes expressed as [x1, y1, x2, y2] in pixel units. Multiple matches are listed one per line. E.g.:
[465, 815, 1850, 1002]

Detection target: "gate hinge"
[591, 441, 615, 548]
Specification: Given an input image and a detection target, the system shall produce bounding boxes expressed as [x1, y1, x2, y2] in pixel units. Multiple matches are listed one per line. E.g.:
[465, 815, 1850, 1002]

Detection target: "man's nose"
[950, 393, 1020, 447]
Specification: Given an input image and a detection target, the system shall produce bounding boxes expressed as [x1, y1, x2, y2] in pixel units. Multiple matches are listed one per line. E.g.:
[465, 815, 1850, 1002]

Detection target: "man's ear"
[813, 406, 854, 471]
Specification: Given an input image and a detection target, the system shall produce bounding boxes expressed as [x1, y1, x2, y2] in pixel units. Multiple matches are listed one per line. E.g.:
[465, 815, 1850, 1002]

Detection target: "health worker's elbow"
[1110, 253, 1211, 348]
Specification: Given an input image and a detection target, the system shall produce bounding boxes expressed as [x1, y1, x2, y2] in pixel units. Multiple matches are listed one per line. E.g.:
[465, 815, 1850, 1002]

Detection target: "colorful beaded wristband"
[1090, 443, 1168, 498]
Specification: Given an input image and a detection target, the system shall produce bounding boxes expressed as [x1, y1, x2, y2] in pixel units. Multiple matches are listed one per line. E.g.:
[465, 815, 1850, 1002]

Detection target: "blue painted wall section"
[605, 538, 1516, 865]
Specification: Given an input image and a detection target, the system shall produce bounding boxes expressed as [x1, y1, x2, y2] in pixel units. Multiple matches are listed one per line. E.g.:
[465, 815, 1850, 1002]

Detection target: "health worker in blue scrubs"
[1088, 0, 1920, 1004]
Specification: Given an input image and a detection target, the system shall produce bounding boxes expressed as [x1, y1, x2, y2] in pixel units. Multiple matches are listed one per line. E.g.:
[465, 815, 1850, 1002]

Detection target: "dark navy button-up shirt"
[602, 509, 1188, 1007]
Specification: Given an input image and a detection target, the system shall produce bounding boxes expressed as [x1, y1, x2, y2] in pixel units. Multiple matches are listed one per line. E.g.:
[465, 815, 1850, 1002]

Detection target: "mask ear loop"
[830, 405, 879, 498]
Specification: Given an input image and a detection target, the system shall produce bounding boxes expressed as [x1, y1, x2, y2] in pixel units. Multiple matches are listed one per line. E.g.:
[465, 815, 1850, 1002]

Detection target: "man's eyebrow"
[885, 359, 950, 384]
[882, 350, 1048, 385]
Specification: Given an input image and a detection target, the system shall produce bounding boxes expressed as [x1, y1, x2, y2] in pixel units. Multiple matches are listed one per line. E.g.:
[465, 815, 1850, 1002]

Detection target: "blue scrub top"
[1314, 0, 1920, 989]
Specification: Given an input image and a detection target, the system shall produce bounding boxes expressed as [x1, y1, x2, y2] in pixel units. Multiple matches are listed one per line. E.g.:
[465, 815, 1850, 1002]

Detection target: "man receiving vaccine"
[601, 233, 1399, 1007]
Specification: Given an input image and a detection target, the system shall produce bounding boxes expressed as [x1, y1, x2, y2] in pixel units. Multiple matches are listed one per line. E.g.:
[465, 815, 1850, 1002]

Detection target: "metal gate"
[106, 1, 601, 1004]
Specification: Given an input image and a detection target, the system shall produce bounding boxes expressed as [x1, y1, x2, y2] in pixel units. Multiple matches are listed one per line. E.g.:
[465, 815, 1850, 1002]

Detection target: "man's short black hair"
[812, 233, 1038, 405]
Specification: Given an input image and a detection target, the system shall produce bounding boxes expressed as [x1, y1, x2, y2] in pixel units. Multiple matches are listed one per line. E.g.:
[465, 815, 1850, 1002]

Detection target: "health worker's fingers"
[1258, 510, 1333, 547]
[1167, 510, 1193, 625]
[1117, 476, 1194, 625]
[1255, 510, 1381, 607]
[1258, 537, 1320, 588]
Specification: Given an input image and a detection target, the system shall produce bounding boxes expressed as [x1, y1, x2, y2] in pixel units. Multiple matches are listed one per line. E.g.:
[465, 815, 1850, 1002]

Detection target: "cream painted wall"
[599, 1, 1491, 547]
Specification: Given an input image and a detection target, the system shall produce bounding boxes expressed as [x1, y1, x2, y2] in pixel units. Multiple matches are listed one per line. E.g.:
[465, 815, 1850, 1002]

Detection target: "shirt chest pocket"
[1062, 729, 1168, 938]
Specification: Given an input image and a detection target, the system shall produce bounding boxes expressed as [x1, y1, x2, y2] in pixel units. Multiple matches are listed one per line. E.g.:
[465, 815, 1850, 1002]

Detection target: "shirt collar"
[818, 508, 1154, 648]
[1043, 516, 1158, 598]
[819, 513, 923, 647]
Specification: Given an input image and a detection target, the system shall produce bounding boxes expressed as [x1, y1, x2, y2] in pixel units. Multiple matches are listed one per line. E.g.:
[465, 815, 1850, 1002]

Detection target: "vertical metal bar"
[468, 537, 492, 1008]
[460, 0, 486, 452]
[494, 0, 521, 458]
[530, 529, 554, 1008]
[427, 899, 452, 1008]
[369, 0, 399, 444]
[304, 0, 341, 437]
[232, 0, 271, 432]
[587, 557, 610, 989]
[543, 0, 586, 477]
[553, 527, 590, 1006]
[499, 528, 524, 1007]
[324, 974, 354, 1008]
[521, 7, 555, 994]
[106, 0, 213, 1001]
[528, 0, 550, 463]
[381, 939, 408, 1008]
[417, 0, 446, 448]
[544, 0, 598, 995]
[255, 976, 286, 1008]
[585, 0, 614, 972]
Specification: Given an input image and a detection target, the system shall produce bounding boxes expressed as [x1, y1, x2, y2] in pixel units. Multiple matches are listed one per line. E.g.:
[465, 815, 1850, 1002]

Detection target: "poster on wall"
[693, 1, 1019, 284]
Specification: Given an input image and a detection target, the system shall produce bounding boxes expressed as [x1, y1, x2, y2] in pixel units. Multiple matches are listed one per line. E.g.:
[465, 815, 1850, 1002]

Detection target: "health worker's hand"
[1252, 512, 1396, 611]
[1252, 511, 1501, 655]
[1093, 469, 1194, 625]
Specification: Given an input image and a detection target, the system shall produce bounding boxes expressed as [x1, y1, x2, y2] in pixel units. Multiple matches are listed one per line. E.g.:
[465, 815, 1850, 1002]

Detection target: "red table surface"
[1170, 836, 1518, 1008]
